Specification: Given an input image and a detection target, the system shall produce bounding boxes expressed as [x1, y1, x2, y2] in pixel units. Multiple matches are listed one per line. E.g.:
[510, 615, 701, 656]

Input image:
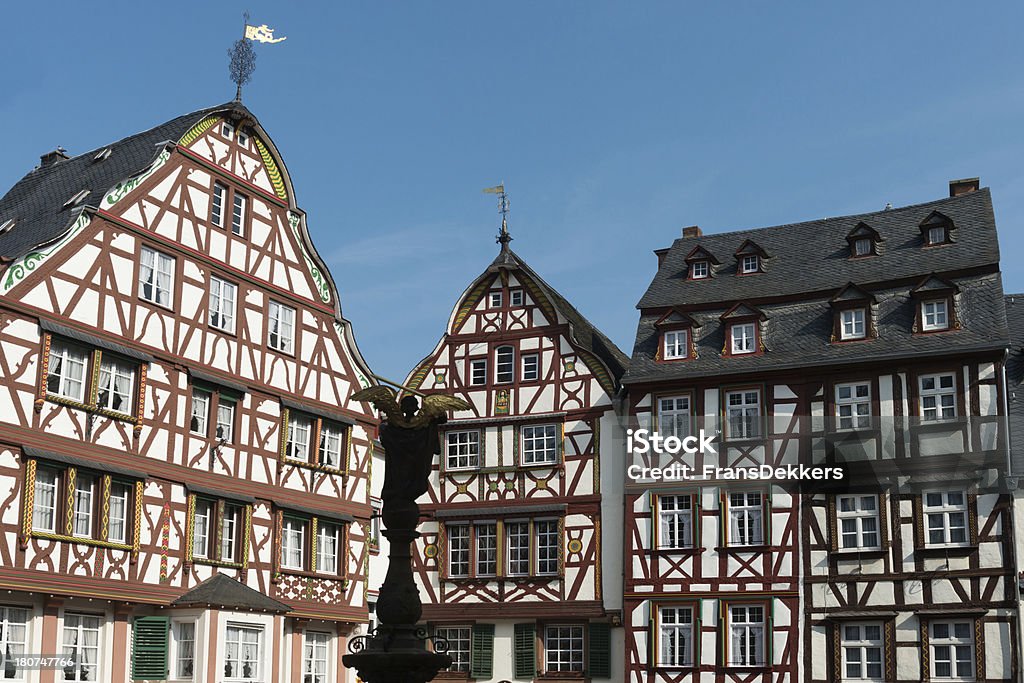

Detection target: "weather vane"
[483, 182, 511, 246]
[228, 12, 287, 101]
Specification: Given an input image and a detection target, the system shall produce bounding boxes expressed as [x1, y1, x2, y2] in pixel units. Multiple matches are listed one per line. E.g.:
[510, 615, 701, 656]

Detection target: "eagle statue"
[350, 386, 471, 427]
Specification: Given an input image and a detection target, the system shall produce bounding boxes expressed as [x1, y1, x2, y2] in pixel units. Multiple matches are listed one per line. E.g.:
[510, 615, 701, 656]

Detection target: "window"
[691, 260, 709, 279]
[730, 323, 756, 355]
[522, 424, 558, 465]
[535, 520, 559, 575]
[268, 300, 295, 353]
[927, 225, 947, 246]
[317, 522, 340, 573]
[658, 606, 693, 666]
[837, 495, 880, 549]
[840, 308, 867, 340]
[283, 409, 348, 470]
[506, 521, 530, 576]
[489, 291, 502, 308]
[211, 182, 226, 227]
[0, 607, 28, 678]
[72, 474, 94, 538]
[663, 330, 688, 360]
[220, 504, 242, 562]
[108, 482, 130, 544]
[97, 356, 135, 414]
[919, 373, 956, 421]
[475, 524, 497, 576]
[190, 498, 246, 563]
[281, 517, 307, 570]
[842, 623, 883, 680]
[237, 130, 249, 147]
[231, 193, 247, 235]
[836, 382, 871, 430]
[221, 122, 235, 140]
[495, 346, 514, 383]
[370, 502, 381, 547]
[657, 396, 691, 438]
[319, 422, 346, 469]
[224, 624, 262, 680]
[31, 465, 135, 544]
[191, 387, 239, 443]
[922, 300, 950, 331]
[303, 631, 330, 683]
[216, 399, 236, 441]
[658, 495, 693, 549]
[740, 255, 760, 274]
[434, 627, 471, 672]
[448, 524, 470, 577]
[728, 492, 763, 546]
[470, 359, 487, 386]
[930, 620, 974, 680]
[173, 620, 196, 679]
[62, 612, 101, 682]
[33, 467, 59, 533]
[545, 625, 584, 673]
[445, 431, 480, 469]
[924, 491, 969, 547]
[190, 390, 210, 435]
[139, 246, 175, 307]
[510, 289, 524, 306]
[286, 414, 312, 462]
[192, 500, 212, 559]
[209, 275, 237, 333]
[46, 342, 89, 402]
[726, 389, 760, 440]
[522, 353, 539, 381]
[853, 238, 873, 256]
[727, 605, 765, 666]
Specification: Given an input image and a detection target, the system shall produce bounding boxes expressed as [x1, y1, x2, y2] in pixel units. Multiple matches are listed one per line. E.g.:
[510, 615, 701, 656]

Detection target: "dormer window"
[830, 283, 875, 343]
[690, 261, 709, 279]
[62, 189, 90, 210]
[684, 246, 719, 281]
[911, 275, 957, 333]
[853, 238, 872, 256]
[740, 255, 759, 274]
[840, 309, 866, 340]
[730, 323, 756, 354]
[734, 240, 768, 275]
[846, 222, 881, 258]
[655, 309, 700, 362]
[922, 300, 949, 331]
[720, 303, 766, 357]
[919, 211, 955, 247]
[927, 226, 946, 245]
[663, 330, 688, 360]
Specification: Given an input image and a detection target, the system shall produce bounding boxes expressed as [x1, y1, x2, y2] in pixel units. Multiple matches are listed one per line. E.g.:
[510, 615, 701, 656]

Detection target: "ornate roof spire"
[483, 183, 511, 250]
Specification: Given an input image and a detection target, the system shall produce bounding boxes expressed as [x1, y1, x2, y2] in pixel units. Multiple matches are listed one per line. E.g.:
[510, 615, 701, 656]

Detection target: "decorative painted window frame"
[719, 598, 772, 669]
[650, 600, 701, 669]
[439, 515, 564, 581]
[827, 492, 889, 553]
[270, 507, 350, 583]
[719, 488, 770, 549]
[278, 405, 352, 475]
[828, 618, 896, 682]
[653, 492, 700, 550]
[184, 493, 252, 569]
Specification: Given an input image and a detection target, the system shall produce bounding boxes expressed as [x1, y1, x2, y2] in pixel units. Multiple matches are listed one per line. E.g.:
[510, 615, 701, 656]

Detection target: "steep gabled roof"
[171, 573, 291, 613]
[0, 102, 248, 260]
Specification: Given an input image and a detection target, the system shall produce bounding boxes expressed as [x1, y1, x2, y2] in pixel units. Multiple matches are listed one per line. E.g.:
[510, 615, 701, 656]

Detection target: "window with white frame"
[853, 238, 873, 256]
[730, 323, 756, 355]
[281, 517, 307, 570]
[33, 467, 59, 533]
[286, 414, 313, 462]
[46, 342, 89, 402]
[268, 300, 295, 353]
[139, 246, 175, 307]
[62, 612, 101, 682]
[495, 346, 514, 383]
[211, 182, 226, 227]
[237, 130, 249, 147]
[691, 260, 709, 279]
[220, 504, 242, 562]
[535, 520, 559, 575]
[927, 226, 947, 246]
[837, 495, 880, 550]
[192, 498, 245, 563]
[506, 521, 530, 576]
[319, 422, 346, 470]
[108, 482, 131, 544]
[231, 193, 247, 236]
[658, 606, 693, 667]
[842, 623, 883, 680]
[657, 395, 691, 438]
[317, 522, 340, 574]
[0, 606, 28, 677]
[658, 495, 693, 549]
[727, 605, 765, 666]
[922, 300, 950, 331]
[840, 308, 867, 340]
[489, 291, 502, 308]
[97, 356, 135, 414]
[224, 624, 262, 680]
[728, 492, 763, 546]
[221, 122, 235, 140]
[836, 382, 871, 430]
[522, 424, 558, 465]
[445, 431, 480, 469]
[216, 399, 236, 442]
[190, 390, 210, 435]
[930, 620, 974, 680]
[522, 353, 539, 381]
[209, 275, 237, 333]
[924, 491, 969, 547]
[544, 625, 584, 672]
[475, 523, 497, 576]
[470, 359, 487, 386]
[434, 626, 471, 672]
[72, 474, 94, 538]
[740, 255, 760, 273]
[919, 374, 956, 421]
[173, 620, 196, 679]
[726, 389, 760, 440]
[663, 329, 688, 360]
[510, 289, 524, 306]
[303, 631, 330, 683]
[192, 500, 212, 559]
[448, 524, 470, 577]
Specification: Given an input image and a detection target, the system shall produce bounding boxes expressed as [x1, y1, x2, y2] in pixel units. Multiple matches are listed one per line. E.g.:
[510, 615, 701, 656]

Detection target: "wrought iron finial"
[228, 37, 257, 102]
[483, 183, 511, 248]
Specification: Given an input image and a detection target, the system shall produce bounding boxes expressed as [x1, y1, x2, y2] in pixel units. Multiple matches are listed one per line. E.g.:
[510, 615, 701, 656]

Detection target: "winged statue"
[351, 386, 471, 427]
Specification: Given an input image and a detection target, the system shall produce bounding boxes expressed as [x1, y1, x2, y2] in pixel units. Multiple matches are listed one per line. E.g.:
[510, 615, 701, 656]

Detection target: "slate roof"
[171, 573, 291, 613]
[0, 101, 249, 260]
[489, 245, 629, 383]
[1005, 294, 1024, 476]
[625, 190, 1008, 384]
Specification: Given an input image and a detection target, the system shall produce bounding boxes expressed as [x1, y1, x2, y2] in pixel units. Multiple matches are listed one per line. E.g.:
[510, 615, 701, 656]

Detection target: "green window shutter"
[470, 623, 494, 678]
[131, 616, 169, 680]
[588, 622, 612, 678]
[513, 623, 536, 679]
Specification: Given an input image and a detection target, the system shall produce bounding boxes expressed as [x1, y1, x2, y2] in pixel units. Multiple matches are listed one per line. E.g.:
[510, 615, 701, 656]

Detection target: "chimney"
[39, 147, 69, 167]
[682, 225, 702, 238]
[949, 177, 979, 197]
[654, 248, 669, 268]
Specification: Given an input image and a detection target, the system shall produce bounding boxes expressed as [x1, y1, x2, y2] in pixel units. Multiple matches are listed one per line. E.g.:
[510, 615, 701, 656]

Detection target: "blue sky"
[2, 2, 1022, 382]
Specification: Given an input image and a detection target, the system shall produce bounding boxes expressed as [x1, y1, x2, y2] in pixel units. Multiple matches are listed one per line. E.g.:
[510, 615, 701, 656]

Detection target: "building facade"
[404, 230, 628, 682]
[0, 102, 379, 682]
[622, 181, 1018, 682]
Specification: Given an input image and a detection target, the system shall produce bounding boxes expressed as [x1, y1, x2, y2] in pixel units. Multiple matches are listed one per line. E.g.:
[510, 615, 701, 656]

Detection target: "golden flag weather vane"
[229, 12, 287, 101]
[483, 183, 511, 246]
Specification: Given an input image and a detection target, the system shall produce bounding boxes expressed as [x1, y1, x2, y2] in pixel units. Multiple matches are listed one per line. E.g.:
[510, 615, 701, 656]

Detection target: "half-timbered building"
[0, 101, 379, 682]
[622, 180, 1017, 683]
[404, 227, 628, 682]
